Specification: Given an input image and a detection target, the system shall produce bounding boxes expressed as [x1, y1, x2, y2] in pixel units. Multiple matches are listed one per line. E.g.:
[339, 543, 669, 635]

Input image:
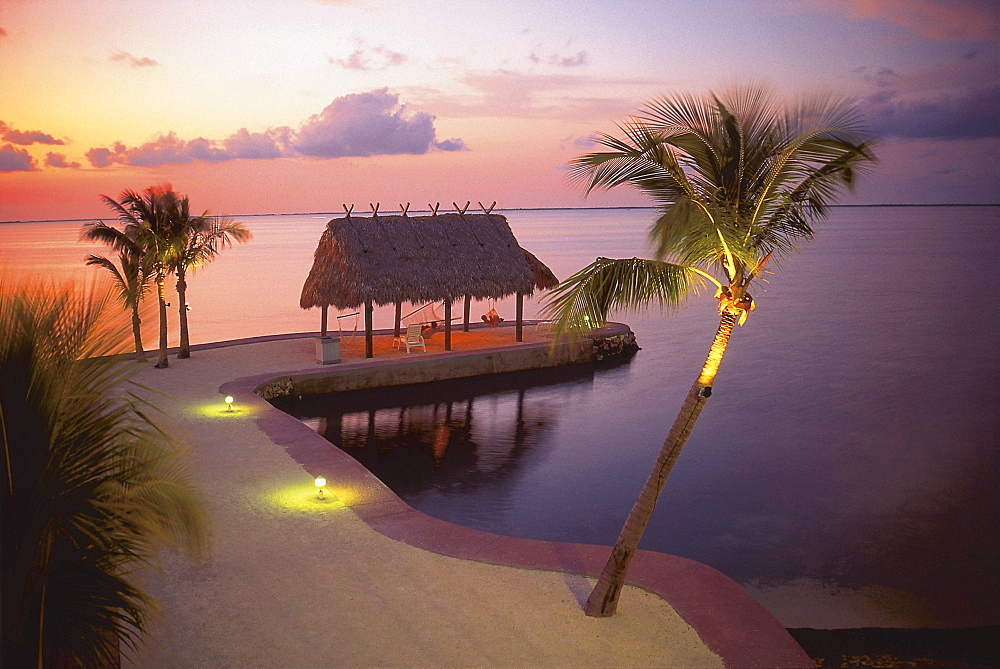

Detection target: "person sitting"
[482, 308, 503, 327]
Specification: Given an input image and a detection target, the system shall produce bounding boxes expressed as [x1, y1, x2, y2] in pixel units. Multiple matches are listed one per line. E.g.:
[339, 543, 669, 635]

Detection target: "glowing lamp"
[224, 395, 234, 412]
[315, 476, 326, 499]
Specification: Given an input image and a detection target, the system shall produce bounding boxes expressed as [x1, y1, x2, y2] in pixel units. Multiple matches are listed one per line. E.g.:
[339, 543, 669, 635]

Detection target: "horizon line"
[2, 202, 998, 225]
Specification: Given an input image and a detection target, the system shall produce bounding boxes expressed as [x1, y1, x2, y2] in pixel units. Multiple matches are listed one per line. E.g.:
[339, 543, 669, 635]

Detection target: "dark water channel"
[273, 207, 1000, 629]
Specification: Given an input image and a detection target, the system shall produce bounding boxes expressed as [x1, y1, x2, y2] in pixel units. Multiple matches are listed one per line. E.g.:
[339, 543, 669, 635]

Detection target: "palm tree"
[544, 84, 877, 617]
[173, 215, 251, 359]
[0, 277, 206, 667]
[83, 221, 153, 361]
[99, 185, 190, 368]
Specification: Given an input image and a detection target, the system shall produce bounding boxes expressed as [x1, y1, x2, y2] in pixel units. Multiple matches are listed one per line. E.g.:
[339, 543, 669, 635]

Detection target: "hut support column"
[516, 292, 524, 342]
[463, 294, 471, 332]
[444, 300, 452, 351]
[394, 301, 402, 338]
[321, 305, 328, 337]
[365, 300, 373, 358]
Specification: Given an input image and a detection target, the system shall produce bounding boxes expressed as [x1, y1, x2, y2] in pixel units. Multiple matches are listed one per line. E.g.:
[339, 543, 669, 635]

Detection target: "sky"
[0, 0, 997, 222]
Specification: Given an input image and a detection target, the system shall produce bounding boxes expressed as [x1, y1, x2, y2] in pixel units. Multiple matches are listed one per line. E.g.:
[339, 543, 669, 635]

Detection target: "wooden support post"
[444, 300, 452, 351]
[463, 294, 471, 332]
[365, 300, 373, 358]
[321, 304, 328, 337]
[516, 292, 524, 342]
[394, 301, 402, 338]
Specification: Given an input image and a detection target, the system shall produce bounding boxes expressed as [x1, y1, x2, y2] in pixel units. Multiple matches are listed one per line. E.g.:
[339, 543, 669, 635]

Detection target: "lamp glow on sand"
[195, 395, 257, 417]
[264, 482, 351, 512]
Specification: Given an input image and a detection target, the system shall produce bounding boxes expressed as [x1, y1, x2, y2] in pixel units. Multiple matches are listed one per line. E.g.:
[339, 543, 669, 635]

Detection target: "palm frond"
[541, 257, 709, 338]
[567, 83, 878, 287]
[0, 277, 206, 667]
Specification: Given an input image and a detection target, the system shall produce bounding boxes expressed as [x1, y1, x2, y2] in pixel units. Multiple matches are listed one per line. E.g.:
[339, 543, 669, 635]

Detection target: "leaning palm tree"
[0, 276, 206, 667]
[83, 220, 153, 361]
[545, 84, 877, 617]
[99, 185, 190, 368]
[173, 215, 251, 359]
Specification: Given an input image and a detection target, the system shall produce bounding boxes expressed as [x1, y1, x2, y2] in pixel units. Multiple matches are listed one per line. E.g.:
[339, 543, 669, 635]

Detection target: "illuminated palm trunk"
[155, 275, 169, 369]
[176, 271, 190, 359]
[584, 311, 739, 617]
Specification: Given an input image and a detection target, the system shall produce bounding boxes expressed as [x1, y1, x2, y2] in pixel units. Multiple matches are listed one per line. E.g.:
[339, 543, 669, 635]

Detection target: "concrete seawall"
[254, 322, 634, 399]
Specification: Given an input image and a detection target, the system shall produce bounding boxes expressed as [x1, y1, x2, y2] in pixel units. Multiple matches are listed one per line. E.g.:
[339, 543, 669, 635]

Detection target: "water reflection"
[276, 363, 608, 498]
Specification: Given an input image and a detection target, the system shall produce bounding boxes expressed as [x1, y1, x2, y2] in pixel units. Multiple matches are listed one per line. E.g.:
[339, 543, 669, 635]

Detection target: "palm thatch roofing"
[300, 213, 558, 310]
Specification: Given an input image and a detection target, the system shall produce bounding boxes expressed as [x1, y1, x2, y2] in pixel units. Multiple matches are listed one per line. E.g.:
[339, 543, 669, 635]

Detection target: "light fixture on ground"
[315, 476, 326, 499]
[224, 395, 234, 412]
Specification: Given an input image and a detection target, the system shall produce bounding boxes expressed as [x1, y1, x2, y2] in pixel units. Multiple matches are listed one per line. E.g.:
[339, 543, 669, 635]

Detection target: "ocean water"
[3, 206, 998, 629]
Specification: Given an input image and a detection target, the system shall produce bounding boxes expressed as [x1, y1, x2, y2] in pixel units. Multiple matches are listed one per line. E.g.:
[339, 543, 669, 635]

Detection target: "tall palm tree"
[544, 85, 877, 617]
[99, 185, 190, 368]
[0, 277, 206, 667]
[83, 220, 153, 361]
[173, 215, 251, 359]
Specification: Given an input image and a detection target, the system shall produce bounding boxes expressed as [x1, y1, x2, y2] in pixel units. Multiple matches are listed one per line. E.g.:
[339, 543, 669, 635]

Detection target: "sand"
[124, 332, 724, 668]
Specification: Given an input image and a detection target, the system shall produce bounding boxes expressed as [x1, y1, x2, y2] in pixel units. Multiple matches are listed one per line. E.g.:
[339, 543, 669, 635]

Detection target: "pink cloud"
[330, 43, 407, 71]
[44, 152, 81, 169]
[0, 144, 37, 172]
[84, 90, 466, 168]
[0, 121, 64, 145]
[110, 50, 160, 67]
[826, 0, 998, 41]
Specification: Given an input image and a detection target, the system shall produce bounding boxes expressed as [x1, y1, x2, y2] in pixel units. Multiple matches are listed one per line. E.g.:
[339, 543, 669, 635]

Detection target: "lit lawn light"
[224, 395, 234, 412]
[315, 476, 327, 499]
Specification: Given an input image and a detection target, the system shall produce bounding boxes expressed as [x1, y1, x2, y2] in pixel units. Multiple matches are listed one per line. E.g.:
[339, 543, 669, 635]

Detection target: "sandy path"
[125, 335, 723, 668]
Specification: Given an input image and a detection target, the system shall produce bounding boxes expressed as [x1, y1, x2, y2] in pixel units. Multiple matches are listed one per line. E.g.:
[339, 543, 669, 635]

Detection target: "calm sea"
[2, 206, 998, 629]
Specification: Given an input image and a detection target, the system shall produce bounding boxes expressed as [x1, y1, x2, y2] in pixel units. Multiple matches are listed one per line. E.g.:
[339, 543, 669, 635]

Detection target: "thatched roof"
[300, 213, 558, 310]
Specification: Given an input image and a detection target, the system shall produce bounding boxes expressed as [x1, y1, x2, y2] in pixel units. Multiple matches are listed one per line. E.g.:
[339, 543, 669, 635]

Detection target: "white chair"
[393, 323, 426, 353]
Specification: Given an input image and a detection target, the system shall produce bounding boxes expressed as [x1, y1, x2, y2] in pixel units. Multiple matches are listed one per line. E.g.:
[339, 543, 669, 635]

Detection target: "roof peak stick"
[453, 201, 484, 247]
[478, 201, 497, 215]
[400, 202, 410, 216]
[370, 202, 379, 217]
[429, 202, 440, 216]
[453, 201, 470, 215]
[343, 203, 354, 218]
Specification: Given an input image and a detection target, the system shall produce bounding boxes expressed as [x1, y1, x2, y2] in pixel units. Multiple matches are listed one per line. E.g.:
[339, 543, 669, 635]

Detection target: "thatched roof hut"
[301, 213, 556, 308]
[300, 212, 559, 356]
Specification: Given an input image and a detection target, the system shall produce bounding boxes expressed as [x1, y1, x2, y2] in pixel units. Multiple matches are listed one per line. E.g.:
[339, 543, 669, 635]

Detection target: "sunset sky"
[1, 0, 997, 222]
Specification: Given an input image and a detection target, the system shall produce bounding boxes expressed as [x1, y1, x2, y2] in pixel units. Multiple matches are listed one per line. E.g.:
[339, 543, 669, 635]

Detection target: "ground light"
[315, 476, 326, 499]
[224, 395, 234, 412]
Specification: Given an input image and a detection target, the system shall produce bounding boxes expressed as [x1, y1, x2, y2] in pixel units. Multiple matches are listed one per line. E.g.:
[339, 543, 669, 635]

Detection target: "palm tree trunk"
[176, 270, 190, 359]
[584, 311, 739, 617]
[130, 305, 146, 362]
[155, 276, 169, 369]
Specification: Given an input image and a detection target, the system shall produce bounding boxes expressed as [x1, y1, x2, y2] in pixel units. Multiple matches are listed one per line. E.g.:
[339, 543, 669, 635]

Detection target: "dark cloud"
[0, 121, 64, 145]
[869, 85, 1000, 139]
[853, 65, 898, 88]
[44, 152, 81, 169]
[85, 89, 464, 167]
[110, 51, 160, 68]
[0, 144, 37, 172]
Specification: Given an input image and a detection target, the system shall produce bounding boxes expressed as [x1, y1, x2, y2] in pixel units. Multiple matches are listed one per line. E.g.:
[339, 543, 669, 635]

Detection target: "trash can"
[315, 336, 341, 364]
